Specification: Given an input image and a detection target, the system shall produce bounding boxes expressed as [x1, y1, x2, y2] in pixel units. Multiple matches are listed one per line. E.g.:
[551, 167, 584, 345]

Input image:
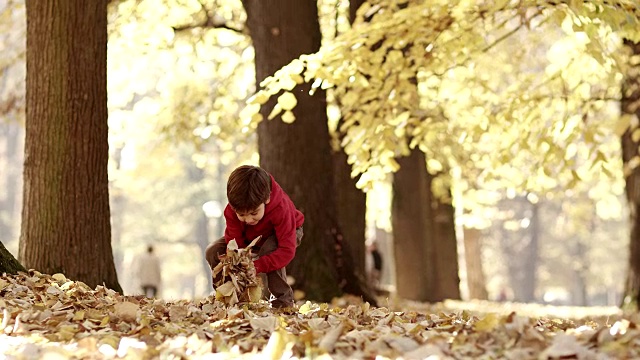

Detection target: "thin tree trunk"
[499, 196, 538, 302]
[186, 163, 214, 294]
[573, 239, 589, 306]
[521, 200, 539, 302]
[622, 39, 640, 307]
[392, 150, 436, 301]
[242, 0, 375, 304]
[463, 227, 488, 300]
[433, 190, 461, 299]
[20, 0, 121, 292]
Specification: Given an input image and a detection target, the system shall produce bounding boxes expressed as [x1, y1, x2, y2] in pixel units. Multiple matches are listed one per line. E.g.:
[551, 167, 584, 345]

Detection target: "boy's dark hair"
[227, 165, 271, 213]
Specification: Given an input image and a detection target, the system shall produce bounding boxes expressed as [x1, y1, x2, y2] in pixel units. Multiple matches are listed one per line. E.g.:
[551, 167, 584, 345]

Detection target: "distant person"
[205, 165, 304, 308]
[136, 245, 162, 297]
[367, 241, 383, 289]
[497, 287, 508, 302]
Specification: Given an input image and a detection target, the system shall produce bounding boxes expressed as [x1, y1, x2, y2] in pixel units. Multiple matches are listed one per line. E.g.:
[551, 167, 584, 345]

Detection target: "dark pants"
[141, 285, 157, 298]
[205, 227, 303, 308]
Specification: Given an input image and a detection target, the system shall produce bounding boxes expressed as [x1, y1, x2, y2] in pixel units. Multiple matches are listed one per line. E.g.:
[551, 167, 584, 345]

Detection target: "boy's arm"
[223, 205, 246, 246]
[253, 211, 296, 273]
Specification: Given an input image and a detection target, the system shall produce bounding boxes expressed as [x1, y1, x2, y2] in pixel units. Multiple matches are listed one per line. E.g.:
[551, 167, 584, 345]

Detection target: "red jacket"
[223, 175, 304, 273]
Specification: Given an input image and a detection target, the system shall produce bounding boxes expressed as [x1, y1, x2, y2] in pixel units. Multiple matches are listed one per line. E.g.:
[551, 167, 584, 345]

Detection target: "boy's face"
[235, 199, 269, 226]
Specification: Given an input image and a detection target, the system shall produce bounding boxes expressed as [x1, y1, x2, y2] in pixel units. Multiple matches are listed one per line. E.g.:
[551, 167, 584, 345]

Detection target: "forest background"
[0, 0, 637, 308]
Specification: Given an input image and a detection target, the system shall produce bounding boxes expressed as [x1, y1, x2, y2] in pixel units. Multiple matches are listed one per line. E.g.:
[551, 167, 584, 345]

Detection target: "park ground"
[0, 271, 636, 359]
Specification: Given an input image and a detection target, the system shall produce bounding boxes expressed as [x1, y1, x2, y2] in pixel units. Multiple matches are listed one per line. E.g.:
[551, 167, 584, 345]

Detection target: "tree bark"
[0, 240, 26, 274]
[622, 39, 640, 307]
[242, 0, 375, 304]
[392, 150, 437, 301]
[500, 196, 539, 302]
[392, 150, 460, 302]
[463, 227, 488, 300]
[186, 163, 215, 294]
[20, 0, 121, 292]
[331, 0, 368, 281]
[333, 153, 367, 274]
[521, 200, 539, 302]
[432, 189, 461, 299]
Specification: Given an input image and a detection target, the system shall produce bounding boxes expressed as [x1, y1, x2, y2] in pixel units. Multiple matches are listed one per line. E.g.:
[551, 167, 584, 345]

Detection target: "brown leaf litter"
[0, 270, 639, 359]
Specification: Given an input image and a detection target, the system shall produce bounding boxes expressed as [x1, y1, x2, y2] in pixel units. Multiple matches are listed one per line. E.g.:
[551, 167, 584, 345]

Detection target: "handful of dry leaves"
[212, 237, 263, 306]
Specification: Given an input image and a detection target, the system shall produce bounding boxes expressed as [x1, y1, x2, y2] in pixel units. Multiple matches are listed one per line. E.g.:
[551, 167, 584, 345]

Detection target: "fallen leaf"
[114, 302, 138, 323]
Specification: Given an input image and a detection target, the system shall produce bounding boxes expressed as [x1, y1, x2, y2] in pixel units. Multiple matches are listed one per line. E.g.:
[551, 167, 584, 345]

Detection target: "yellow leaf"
[114, 302, 139, 322]
[247, 92, 270, 105]
[277, 92, 297, 111]
[279, 77, 297, 91]
[57, 325, 78, 341]
[474, 313, 500, 332]
[298, 301, 313, 315]
[291, 73, 304, 84]
[216, 281, 236, 297]
[252, 113, 264, 123]
[262, 329, 289, 360]
[389, 111, 410, 126]
[632, 128, 640, 143]
[73, 310, 85, 321]
[382, 157, 401, 172]
[267, 103, 283, 120]
[281, 111, 296, 124]
[427, 158, 443, 173]
[614, 114, 634, 136]
[248, 285, 262, 303]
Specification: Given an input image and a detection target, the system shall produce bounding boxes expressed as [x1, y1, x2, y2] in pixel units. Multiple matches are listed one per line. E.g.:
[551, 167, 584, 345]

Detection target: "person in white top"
[136, 245, 162, 297]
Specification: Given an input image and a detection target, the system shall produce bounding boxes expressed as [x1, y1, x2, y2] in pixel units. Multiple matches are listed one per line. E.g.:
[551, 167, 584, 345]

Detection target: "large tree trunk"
[242, 0, 375, 304]
[20, 0, 121, 292]
[0, 240, 26, 274]
[622, 39, 640, 307]
[331, 0, 368, 280]
[392, 150, 437, 301]
[392, 150, 460, 302]
[333, 154, 366, 274]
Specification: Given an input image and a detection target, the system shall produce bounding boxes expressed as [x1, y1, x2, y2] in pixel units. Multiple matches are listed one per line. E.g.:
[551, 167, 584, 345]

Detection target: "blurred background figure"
[367, 241, 383, 290]
[135, 245, 162, 297]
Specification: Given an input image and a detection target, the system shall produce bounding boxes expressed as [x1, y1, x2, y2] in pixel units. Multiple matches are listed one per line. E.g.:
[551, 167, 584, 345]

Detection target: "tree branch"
[172, 0, 245, 35]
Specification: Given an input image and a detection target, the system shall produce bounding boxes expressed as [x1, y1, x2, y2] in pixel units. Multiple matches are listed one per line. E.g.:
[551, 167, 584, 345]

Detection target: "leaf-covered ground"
[0, 271, 637, 359]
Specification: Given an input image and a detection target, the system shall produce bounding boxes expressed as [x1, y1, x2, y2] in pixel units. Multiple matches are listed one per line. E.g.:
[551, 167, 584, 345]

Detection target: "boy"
[205, 165, 304, 308]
